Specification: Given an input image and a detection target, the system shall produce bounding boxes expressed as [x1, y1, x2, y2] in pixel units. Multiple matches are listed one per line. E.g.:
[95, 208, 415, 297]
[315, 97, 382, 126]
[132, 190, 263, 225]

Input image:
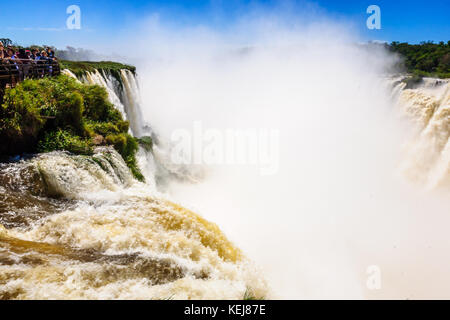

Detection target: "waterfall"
[61, 69, 80, 82]
[393, 78, 450, 189]
[78, 69, 128, 122]
[61, 68, 159, 184]
[119, 69, 147, 138]
[0, 67, 267, 300]
[61, 67, 200, 186]
[0, 146, 267, 300]
[63, 68, 148, 138]
[36, 147, 135, 200]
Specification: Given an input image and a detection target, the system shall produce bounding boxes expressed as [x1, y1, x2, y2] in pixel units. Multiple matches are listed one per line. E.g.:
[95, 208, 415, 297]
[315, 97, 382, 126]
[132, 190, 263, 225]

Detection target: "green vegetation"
[37, 130, 92, 155]
[0, 75, 144, 181]
[388, 41, 450, 78]
[105, 132, 144, 182]
[137, 136, 154, 152]
[59, 60, 136, 85]
[0, 38, 13, 47]
[0, 38, 55, 53]
[401, 73, 425, 89]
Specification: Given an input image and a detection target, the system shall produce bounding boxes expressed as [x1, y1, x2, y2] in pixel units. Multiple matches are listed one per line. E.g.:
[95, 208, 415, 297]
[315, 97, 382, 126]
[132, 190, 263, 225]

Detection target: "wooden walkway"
[0, 59, 61, 89]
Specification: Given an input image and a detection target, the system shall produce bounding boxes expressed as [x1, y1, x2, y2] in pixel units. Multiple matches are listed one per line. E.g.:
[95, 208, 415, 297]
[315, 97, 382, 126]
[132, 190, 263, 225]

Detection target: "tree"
[440, 53, 450, 70]
[388, 41, 450, 78]
[0, 38, 13, 46]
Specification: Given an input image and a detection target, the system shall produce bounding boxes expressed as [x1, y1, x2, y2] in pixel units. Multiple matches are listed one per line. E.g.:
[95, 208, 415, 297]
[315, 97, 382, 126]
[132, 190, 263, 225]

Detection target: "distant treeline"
[0, 38, 55, 53]
[387, 41, 450, 78]
[1, 38, 127, 64]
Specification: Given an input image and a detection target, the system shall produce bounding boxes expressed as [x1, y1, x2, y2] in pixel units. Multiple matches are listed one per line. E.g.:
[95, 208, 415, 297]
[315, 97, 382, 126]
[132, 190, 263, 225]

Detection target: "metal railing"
[0, 59, 61, 88]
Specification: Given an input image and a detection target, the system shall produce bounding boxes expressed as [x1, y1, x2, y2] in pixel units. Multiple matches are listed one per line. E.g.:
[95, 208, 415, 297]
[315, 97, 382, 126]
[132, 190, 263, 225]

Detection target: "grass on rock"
[0, 75, 144, 182]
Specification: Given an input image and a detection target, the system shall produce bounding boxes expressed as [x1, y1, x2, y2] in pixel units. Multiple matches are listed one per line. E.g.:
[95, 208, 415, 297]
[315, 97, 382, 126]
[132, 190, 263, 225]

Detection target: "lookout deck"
[0, 59, 61, 89]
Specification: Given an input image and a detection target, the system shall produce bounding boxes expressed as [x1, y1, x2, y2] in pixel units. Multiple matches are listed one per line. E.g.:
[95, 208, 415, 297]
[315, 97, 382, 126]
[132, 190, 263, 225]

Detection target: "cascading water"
[119, 70, 147, 138]
[0, 147, 266, 299]
[64, 68, 196, 187]
[0, 68, 267, 300]
[66, 68, 148, 138]
[78, 69, 129, 125]
[392, 78, 450, 189]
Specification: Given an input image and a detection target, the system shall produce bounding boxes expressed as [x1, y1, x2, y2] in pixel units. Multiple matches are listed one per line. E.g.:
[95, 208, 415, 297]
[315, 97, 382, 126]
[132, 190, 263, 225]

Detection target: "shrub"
[117, 120, 130, 133]
[0, 75, 144, 181]
[105, 133, 144, 182]
[80, 85, 119, 121]
[85, 120, 129, 137]
[37, 130, 93, 155]
[55, 91, 85, 134]
[105, 133, 138, 160]
[137, 136, 153, 152]
[125, 155, 145, 182]
[0, 82, 46, 155]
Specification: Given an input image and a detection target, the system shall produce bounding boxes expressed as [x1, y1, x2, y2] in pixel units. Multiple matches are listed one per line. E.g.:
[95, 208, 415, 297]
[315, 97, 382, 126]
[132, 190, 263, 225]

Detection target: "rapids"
[393, 78, 450, 189]
[0, 69, 267, 300]
[0, 147, 265, 299]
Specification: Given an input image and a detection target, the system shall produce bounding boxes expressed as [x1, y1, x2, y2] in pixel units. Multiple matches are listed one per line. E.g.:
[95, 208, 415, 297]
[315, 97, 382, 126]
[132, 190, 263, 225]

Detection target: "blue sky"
[0, 0, 448, 48]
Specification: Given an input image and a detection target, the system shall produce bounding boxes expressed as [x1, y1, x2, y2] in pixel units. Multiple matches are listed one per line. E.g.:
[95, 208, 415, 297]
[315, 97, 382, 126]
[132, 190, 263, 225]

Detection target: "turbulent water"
[0, 70, 267, 300]
[1, 66, 449, 299]
[392, 78, 450, 189]
[0, 148, 267, 299]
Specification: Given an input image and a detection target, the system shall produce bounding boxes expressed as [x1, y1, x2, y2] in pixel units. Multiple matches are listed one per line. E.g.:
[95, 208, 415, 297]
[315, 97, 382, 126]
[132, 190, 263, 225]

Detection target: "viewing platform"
[0, 59, 61, 89]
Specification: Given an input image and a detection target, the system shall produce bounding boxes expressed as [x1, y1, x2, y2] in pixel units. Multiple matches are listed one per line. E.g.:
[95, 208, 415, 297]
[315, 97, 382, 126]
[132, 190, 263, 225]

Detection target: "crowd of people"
[0, 41, 57, 63]
[0, 42, 60, 84]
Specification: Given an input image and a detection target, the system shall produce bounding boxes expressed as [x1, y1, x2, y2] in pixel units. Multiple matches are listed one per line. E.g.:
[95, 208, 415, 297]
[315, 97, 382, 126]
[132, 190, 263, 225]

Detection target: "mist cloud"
[119, 4, 450, 299]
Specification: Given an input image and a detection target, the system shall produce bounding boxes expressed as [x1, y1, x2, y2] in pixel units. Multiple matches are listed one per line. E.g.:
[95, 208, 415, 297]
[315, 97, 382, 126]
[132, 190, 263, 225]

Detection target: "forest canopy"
[388, 41, 450, 78]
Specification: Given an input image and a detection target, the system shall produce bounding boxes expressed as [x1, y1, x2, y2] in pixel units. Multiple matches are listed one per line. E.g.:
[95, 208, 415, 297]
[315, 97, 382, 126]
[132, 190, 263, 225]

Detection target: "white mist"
[127, 12, 450, 299]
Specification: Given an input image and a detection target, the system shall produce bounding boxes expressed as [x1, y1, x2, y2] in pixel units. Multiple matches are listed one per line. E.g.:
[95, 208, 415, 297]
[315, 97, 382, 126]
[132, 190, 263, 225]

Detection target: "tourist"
[16, 49, 31, 80]
[3, 48, 19, 85]
[0, 42, 8, 62]
[31, 49, 39, 60]
[39, 51, 54, 75]
[46, 47, 55, 59]
[0, 42, 9, 76]
[6, 48, 16, 61]
[17, 48, 29, 61]
[40, 51, 50, 60]
[34, 51, 41, 61]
